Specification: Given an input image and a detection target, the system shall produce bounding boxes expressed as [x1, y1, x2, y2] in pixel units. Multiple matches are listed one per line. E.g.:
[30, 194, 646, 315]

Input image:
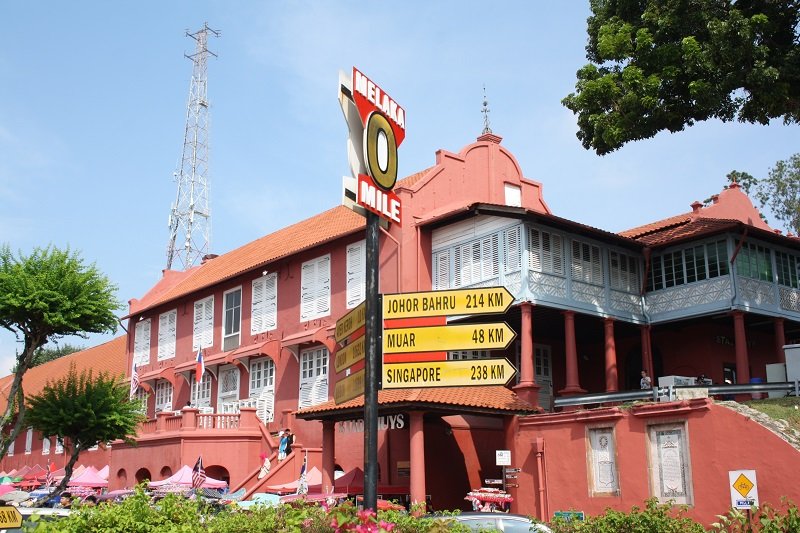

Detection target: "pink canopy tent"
[97, 465, 109, 480]
[68, 467, 109, 488]
[148, 465, 227, 489]
[22, 465, 46, 481]
[263, 467, 322, 495]
[304, 468, 408, 496]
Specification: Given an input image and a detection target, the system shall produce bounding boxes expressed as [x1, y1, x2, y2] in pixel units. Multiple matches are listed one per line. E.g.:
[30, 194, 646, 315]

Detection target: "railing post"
[156, 411, 170, 433]
[183, 407, 198, 430]
[239, 407, 259, 430]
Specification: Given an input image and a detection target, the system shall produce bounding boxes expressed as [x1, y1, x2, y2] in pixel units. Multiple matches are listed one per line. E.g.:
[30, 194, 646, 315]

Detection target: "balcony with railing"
[135, 406, 264, 440]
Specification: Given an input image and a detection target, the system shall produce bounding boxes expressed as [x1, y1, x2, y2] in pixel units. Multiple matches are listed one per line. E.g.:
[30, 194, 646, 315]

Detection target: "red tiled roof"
[619, 213, 693, 240]
[626, 218, 741, 247]
[130, 206, 366, 315]
[296, 386, 538, 419]
[395, 167, 434, 190]
[0, 336, 127, 413]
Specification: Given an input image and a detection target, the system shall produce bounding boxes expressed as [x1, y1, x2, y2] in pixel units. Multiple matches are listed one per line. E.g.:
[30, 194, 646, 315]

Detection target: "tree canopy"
[0, 245, 120, 459]
[563, 0, 800, 154]
[25, 364, 144, 496]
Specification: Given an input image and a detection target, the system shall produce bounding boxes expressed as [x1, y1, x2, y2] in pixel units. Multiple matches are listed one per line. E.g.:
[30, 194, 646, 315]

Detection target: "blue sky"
[1, 2, 798, 373]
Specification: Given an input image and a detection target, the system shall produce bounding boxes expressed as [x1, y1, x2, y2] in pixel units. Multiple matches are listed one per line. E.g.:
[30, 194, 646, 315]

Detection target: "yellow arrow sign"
[0, 506, 22, 528]
[335, 301, 366, 342]
[334, 368, 365, 404]
[383, 358, 517, 389]
[383, 286, 514, 320]
[383, 322, 516, 354]
[334, 335, 366, 373]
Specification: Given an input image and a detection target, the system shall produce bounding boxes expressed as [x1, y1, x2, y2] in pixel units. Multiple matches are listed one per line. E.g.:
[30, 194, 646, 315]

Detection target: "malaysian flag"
[195, 349, 205, 383]
[192, 455, 207, 489]
[129, 360, 140, 399]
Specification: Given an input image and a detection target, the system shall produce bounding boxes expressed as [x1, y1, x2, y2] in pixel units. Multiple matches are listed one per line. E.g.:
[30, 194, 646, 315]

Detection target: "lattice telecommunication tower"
[166, 23, 220, 270]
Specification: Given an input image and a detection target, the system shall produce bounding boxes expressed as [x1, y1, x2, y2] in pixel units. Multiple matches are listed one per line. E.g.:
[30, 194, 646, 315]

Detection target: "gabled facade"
[2, 132, 799, 525]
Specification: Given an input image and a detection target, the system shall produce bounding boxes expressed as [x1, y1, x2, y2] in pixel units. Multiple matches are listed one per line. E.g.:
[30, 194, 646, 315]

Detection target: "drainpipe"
[533, 437, 547, 520]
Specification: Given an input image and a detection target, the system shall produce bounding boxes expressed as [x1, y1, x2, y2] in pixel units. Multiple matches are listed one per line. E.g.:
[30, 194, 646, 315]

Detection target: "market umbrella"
[97, 465, 109, 479]
[0, 485, 15, 497]
[2, 490, 30, 503]
[263, 467, 322, 494]
[68, 468, 108, 488]
[148, 465, 227, 489]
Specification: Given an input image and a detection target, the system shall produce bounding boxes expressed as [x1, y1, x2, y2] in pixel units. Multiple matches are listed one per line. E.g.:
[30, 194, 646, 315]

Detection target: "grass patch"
[742, 396, 800, 432]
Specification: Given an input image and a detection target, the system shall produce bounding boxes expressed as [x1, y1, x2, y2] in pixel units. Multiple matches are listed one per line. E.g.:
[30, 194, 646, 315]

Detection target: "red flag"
[195, 349, 205, 383]
[192, 456, 206, 488]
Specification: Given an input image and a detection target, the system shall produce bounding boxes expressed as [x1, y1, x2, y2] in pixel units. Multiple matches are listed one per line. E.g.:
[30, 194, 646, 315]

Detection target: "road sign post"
[383, 323, 516, 354]
[0, 506, 22, 528]
[383, 287, 514, 320]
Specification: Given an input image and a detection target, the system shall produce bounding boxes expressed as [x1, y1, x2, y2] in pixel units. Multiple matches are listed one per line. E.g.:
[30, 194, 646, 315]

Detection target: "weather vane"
[481, 85, 492, 135]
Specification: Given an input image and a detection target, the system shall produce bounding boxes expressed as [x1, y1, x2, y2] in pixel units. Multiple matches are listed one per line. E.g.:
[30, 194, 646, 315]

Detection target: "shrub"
[710, 499, 800, 533]
[547, 498, 705, 533]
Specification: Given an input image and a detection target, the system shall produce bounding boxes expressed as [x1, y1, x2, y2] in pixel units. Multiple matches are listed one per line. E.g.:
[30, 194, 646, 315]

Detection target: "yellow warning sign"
[0, 506, 22, 528]
[733, 473, 754, 498]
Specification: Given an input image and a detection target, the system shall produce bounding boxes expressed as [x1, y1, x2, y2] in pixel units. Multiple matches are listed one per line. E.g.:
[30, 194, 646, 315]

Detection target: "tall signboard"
[339, 67, 405, 511]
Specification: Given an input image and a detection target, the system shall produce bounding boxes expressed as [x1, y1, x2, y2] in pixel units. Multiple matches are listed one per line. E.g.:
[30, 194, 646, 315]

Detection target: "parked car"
[427, 512, 552, 532]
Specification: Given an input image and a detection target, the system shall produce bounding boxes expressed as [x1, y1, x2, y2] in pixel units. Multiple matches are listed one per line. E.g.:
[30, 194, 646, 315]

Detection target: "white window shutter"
[433, 251, 450, 290]
[158, 310, 176, 360]
[505, 226, 521, 272]
[251, 277, 265, 334]
[300, 262, 315, 321]
[552, 234, 564, 275]
[193, 300, 204, 352]
[134, 319, 151, 366]
[346, 241, 366, 308]
[202, 297, 214, 348]
[317, 255, 331, 316]
[264, 273, 277, 330]
[193, 297, 214, 351]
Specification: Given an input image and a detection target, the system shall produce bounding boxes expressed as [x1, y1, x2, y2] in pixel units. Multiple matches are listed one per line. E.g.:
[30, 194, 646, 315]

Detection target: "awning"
[281, 327, 324, 347]
[230, 340, 280, 362]
[139, 365, 177, 383]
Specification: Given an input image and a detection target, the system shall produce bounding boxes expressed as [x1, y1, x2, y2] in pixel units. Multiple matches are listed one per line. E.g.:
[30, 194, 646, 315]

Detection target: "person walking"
[278, 430, 288, 461]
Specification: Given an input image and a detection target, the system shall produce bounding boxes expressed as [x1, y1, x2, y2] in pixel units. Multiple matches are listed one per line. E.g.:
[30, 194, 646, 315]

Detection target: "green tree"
[562, 0, 800, 155]
[11, 343, 84, 372]
[25, 364, 145, 496]
[0, 245, 120, 460]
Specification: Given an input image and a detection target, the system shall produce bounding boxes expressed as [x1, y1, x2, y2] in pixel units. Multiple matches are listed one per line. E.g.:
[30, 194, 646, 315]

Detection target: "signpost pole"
[363, 211, 381, 511]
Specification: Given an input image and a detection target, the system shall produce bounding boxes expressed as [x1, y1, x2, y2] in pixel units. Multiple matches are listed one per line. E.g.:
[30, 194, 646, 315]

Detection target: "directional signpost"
[334, 301, 367, 405]
[335, 301, 366, 343]
[334, 336, 366, 374]
[383, 358, 517, 389]
[0, 506, 22, 529]
[334, 368, 366, 405]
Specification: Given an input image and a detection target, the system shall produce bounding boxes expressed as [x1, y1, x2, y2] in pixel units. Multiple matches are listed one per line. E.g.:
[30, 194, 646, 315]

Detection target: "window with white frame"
[776, 251, 800, 289]
[25, 427, 33, 454]
[158, 309, 177, 360]
[223, 287, 242, 351]
[251, 273, 278, 334]
[299, 347, 329, 408]
[42, 436, 51, 455]
[192, 296, 214, 352]
[155, 380, 173, 413]
[448, 350, 490, 360]
[504, 226, 522, 273]
[454, 234, 499, 287]
[346, 240, 366, 308]
[736, 242, 774, 282]
[300, 255, 331, 321]
[191, 372, 212, 407]
[504, 183, 521, 207]
[54, 438, 63, 455]
[250, 358, 276, 423]
[529, 227, 564, 275]
[571, 240, 603, 285]
[133, 318, 152, 366]
[647, 240, 729, 291]
[609, 251, 640, 293]
[134, 388, 148, 415]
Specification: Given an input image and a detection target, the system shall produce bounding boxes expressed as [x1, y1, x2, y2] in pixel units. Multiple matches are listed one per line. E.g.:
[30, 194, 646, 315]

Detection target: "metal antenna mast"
[166, 23, 220, 270]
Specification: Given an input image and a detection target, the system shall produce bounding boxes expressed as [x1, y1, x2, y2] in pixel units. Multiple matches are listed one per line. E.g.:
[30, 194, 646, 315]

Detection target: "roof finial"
[481, 85, 492, 135]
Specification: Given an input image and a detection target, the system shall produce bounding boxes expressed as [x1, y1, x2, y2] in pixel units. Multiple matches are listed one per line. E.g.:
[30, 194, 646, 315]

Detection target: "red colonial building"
[3, 132, 800, 524]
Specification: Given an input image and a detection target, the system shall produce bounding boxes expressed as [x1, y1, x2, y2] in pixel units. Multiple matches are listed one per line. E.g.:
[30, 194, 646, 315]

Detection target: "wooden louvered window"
[192, 296, 214, 352]
[433, 250, 451, 290]
[609, 251, 639, 292]
[505, 226, 522, 273]
[346, 240, 366, 309]
[134, 318, 152, 366]
[454, 234, 499, 287]
[251, 273, 278, 334]
[158, 310, 177, 360]
[529, 227, 564, 275]
[300, 255, 331, 321]
[571, 240, 603, 285]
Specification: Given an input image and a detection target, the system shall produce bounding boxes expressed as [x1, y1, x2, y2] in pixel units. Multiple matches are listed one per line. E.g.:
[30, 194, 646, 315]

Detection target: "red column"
[640, 325, 654, 379]
[604, 318, 618, 392]
[322, 421, 335, 494]
[559, 311, 585, 394]
[732, 311, 751, 384]
[513, 303, 540, 407]
[774, 318, 787, 364]
[409, 411, 425, 511]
